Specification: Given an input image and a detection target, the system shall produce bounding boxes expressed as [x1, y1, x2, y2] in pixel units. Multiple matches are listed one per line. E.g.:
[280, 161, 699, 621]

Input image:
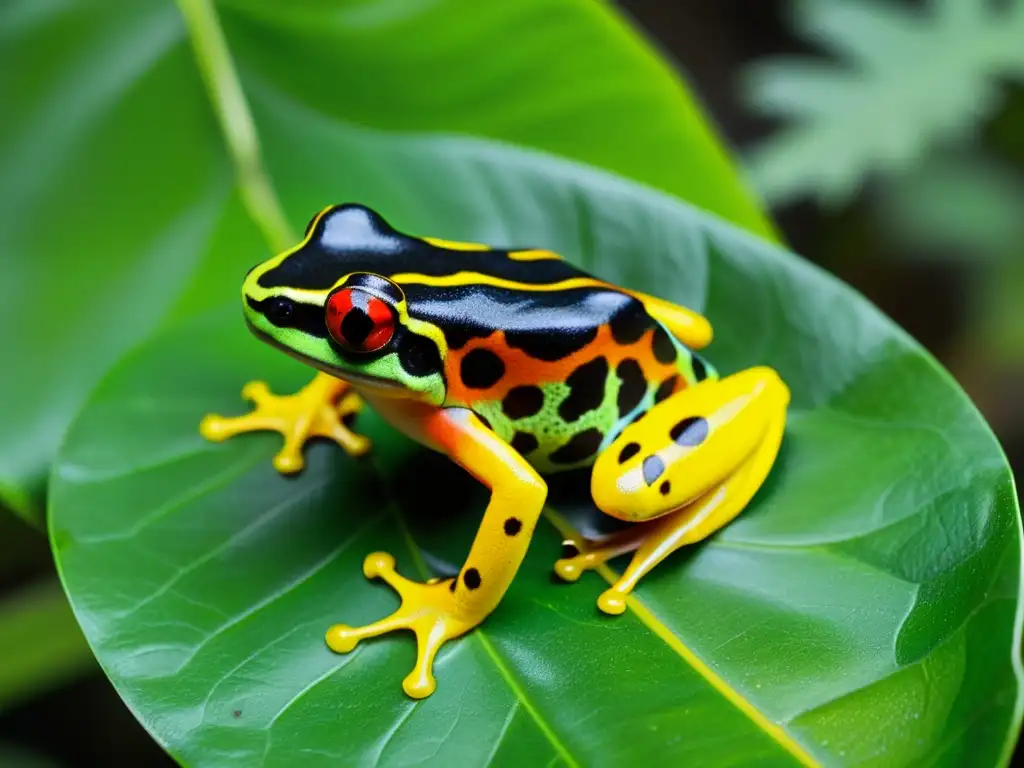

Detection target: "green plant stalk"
[0, 580, 95, 712]
[175, 0, 294, 252]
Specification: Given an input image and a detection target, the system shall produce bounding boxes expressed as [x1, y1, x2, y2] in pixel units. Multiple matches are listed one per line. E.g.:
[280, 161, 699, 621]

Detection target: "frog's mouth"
[245, 319, 406, 393]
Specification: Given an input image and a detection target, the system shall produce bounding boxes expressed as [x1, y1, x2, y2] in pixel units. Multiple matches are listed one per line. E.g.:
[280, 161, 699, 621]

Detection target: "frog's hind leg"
[594, 422, 783, 614]
[586, 366, 789, 614]
[200, 371, 370, 473]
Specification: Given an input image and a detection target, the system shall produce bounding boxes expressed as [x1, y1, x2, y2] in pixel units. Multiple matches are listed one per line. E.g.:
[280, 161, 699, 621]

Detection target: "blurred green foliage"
[744, 0, 1024, 369]
[878, 153, 1024, 262]
[744, 0, 1024, 206]
[0, 582, 91, 714]
[0, 742, 60, 768]
[878, 154, 1024, 361]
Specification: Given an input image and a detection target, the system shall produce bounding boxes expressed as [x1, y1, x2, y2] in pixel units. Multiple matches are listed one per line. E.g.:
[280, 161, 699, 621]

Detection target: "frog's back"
[402, 253, 714, 474]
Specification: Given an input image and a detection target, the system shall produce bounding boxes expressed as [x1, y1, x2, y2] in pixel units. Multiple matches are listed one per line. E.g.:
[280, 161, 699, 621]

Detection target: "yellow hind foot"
[551, 532, 652, 616]
[553, 527, 652, 585]
[200, 372, 370, 473]
[554, 529, 652, 616]
[325, 552, 478, 699]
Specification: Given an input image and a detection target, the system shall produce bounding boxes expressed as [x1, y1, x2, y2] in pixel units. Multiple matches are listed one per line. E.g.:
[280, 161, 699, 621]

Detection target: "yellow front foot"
[200, 372, 370, 473]
[325, 553, 477, 699]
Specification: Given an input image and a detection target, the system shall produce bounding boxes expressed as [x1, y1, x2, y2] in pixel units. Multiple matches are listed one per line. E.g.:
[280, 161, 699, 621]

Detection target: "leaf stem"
[175, 0, 293, 251]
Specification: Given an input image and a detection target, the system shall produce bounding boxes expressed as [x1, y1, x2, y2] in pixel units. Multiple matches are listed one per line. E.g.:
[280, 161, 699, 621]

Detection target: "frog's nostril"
[264, 296, 296, 326]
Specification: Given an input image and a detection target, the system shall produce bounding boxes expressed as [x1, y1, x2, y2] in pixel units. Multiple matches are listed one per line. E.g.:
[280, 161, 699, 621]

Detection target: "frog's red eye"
[325, 287, 396, 353]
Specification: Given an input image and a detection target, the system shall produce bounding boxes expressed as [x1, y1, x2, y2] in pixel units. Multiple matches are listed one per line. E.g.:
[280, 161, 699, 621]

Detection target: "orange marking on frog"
[444, 326, 681, 406]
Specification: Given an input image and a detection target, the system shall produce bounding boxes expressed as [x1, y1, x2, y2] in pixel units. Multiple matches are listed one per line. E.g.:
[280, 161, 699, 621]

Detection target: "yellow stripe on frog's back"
[389, 272, 608, 292]
[421, 236, 490, 251]
[421, 236, 561, 262]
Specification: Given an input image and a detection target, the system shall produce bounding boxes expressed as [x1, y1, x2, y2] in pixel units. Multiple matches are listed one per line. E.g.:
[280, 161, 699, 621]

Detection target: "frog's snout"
[241, 263, 267, 329]
[241, 260, 268, 305]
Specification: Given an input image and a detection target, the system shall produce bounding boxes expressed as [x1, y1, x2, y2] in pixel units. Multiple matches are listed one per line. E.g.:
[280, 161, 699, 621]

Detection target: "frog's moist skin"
[201, 204, 790, 699]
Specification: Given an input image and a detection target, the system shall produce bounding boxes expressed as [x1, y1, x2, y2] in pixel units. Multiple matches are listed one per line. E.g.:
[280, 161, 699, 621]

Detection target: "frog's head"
[242, 204, 446, 404]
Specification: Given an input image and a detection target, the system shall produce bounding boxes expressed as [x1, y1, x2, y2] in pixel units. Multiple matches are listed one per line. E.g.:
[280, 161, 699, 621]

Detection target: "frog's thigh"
[592, 366, 789, 523]
[590, 367, 789, 614]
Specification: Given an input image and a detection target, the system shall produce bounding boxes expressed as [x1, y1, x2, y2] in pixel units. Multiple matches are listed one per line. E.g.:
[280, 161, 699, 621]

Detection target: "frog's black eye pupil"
[340, 308, 374, 347]
[265, 297, 295, 325]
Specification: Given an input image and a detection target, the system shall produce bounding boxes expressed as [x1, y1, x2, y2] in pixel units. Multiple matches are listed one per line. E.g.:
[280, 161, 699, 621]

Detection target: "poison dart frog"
[201, 204, 790, 699]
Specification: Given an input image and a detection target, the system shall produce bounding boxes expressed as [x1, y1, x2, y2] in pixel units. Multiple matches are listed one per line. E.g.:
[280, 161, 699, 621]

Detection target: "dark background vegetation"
[2, 1, 1020, 764]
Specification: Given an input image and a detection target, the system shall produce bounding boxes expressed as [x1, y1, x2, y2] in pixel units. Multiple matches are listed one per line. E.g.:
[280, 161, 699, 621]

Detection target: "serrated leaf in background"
[743, 0, 1024, 206]
[875, 152, 1024, 262]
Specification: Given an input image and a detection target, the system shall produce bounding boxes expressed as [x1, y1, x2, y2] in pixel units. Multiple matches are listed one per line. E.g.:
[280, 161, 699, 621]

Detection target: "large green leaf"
[0, 0, 769, 522]
[51, 129, 1022, 765]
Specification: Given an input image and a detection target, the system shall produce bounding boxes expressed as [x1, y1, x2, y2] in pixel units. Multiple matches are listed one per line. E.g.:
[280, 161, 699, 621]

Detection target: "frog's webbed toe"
[200, 371, 370, 473]
[552, 527, 651, 584]
[326, 552, 476, 699]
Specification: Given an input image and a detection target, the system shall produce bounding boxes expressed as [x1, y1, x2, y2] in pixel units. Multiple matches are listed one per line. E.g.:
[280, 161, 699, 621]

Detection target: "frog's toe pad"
[271, 448, 305, 475]
[241, 380, 271, 403]
[402, 667, 436, 699]
[198, 414, 231, 442]
[597, 589, 628, 615]
[363, 552, 397, 579]
[553, 558, 584, 582]
[552, 540, 609, 583]
[324, 624, 360, 653]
